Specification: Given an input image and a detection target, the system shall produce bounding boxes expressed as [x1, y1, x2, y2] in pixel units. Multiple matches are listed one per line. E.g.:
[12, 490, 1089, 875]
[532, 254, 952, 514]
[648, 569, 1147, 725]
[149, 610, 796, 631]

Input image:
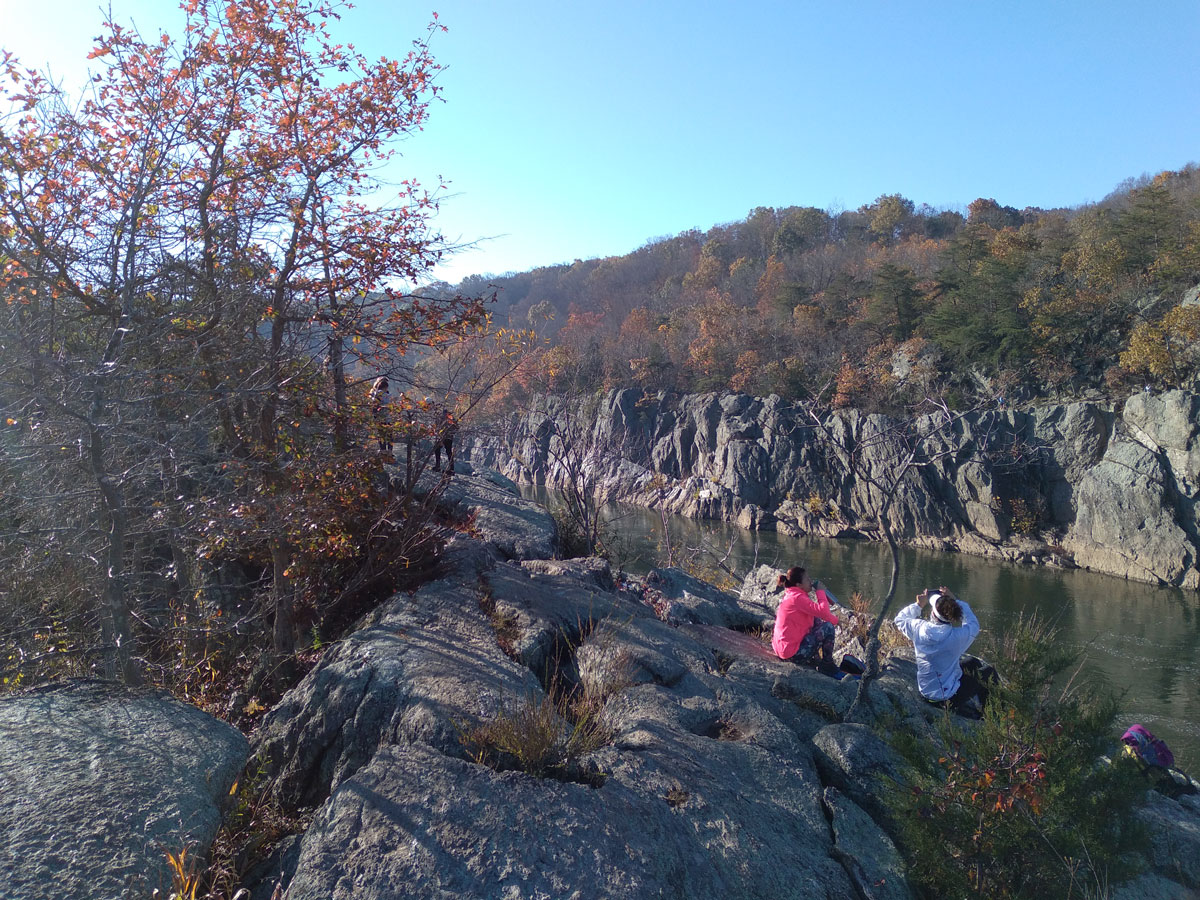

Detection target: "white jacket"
[893, 600, 980, 701]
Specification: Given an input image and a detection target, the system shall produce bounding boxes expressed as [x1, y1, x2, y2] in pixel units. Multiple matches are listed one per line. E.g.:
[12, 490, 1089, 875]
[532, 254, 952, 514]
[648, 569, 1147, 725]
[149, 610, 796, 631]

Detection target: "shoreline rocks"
[466, 389, 1200, 589]
[4, 470, 1197, 899]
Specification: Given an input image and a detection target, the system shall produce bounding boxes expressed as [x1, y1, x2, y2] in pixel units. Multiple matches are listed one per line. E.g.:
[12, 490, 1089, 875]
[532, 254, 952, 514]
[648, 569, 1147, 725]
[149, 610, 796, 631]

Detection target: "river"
[526, 489, 1200, 773]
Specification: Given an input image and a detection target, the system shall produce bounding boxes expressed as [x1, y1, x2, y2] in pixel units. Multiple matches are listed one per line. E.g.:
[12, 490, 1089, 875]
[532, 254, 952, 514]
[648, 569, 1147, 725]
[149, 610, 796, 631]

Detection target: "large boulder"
[823, 787, 914, 900]
[0, 680, 248, 900]
[1135, 789, 1200, 890]
[641, 566, 764, 629]
[811, 722, 907, 824]
[1124, 390, 1200, 497]
[283, 738, 855, 900]
[1066, 439, 1199, 588]
[1030, 401, 1112, 525]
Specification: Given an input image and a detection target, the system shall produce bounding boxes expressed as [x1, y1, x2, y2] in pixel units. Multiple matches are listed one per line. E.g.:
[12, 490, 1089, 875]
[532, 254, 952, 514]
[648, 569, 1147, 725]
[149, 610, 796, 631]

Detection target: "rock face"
[252, 471, 929, 898]
[244, 470, 1200, 898]
[0, 680, 248, 900]
[466, 389, 1200, 589]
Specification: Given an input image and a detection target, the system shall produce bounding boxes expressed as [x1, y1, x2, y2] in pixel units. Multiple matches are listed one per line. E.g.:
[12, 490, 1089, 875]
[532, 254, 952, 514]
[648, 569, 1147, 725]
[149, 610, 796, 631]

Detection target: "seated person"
[772, 566, 839, 674]
[894, 586, 994, 717]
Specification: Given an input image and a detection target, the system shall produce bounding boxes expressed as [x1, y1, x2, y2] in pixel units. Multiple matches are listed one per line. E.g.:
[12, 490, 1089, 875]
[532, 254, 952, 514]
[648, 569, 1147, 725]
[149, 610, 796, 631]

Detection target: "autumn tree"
[772, 206, 831, 256]
[967, 197, 1024, 230]
[1120, 305, 1200, 387]
[0, 0, 488, 680]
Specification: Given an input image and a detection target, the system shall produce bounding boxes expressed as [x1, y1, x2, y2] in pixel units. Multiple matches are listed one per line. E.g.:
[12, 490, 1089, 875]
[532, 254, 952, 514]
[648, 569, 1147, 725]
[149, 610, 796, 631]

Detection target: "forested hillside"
[447, 168, 1200, 412]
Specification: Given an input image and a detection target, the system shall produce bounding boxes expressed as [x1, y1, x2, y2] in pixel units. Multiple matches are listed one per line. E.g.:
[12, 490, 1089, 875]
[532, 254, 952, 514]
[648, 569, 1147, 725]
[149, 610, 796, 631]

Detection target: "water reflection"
[526, 488, 1200, 772]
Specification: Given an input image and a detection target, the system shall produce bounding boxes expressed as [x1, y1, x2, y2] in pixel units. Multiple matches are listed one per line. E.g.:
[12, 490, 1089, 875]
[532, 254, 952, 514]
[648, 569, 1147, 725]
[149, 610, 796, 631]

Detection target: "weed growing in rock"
[846, 591, 906, 655]
[477, 586, 522, 660]
[463, 616, 635, 786]
[665, 786, 691, 808]
[888, 615, 1146, 899]
[156, 762, 314, 900]
[460, 691, 608, 786]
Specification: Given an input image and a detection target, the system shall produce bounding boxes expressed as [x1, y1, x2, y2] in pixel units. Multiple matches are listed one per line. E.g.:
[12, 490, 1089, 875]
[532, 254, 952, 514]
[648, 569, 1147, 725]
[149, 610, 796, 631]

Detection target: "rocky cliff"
[467, 389, 1200, 589]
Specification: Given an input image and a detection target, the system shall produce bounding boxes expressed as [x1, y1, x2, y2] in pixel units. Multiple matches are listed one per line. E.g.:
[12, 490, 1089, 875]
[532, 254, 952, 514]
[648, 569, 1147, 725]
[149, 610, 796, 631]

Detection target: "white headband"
[929, 593, 949, 622]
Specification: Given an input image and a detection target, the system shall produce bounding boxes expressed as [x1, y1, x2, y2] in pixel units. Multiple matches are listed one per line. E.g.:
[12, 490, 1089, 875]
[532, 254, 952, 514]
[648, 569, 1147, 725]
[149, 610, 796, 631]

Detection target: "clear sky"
[3, 0, 1198, 286]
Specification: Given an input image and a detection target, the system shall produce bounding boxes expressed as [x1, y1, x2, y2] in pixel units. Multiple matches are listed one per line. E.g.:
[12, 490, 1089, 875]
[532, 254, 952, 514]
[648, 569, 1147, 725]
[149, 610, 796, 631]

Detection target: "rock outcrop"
[251, 472, 932, 898]
[246, 470, 1200, 898]
[0, 680, 248, 900]
[6, 471, 1196, 899]
[467, 389, 1200, 588]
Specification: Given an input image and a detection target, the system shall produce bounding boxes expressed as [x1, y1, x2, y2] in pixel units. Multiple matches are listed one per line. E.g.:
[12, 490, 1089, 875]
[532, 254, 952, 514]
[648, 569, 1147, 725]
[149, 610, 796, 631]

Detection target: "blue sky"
[3, 0, 1198, 285]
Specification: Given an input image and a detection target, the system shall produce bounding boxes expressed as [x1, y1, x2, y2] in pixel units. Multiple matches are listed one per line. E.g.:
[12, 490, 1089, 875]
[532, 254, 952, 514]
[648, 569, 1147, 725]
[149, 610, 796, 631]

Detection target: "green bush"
[888, 615, 1146, 899]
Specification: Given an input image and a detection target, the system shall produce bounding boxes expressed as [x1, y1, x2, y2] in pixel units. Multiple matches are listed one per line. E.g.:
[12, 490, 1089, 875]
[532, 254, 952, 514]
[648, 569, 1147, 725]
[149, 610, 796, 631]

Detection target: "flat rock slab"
[0, 680, 248, 900]
[437, 471, 557, 560]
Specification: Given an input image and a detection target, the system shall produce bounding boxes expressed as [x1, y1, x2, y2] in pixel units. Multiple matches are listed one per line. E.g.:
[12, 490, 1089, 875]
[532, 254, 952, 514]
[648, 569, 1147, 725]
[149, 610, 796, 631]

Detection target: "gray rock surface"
[738, 563, 783, 624]
[1136, 789, 1200, 889]
[823, 787, 914, 900]
[261, 512, 904, 898]
[811, 722, 906, 823]
[436, 470, 557, 560]
[253, 536, 542, 808]
[642, 565, 764, 629]
[248, 476, 1198, 898]
[1111, 872, 1200, 900]
[1066, 439, 1199, 588]
[0, 680, 248, 900]
[285, 738, 853, 900]
[467, 388, 1200, 588]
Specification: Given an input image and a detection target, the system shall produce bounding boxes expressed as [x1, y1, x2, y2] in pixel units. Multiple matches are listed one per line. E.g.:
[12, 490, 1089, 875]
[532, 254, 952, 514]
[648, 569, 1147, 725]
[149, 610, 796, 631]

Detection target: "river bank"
[468, 388, 1200, 589]
[4, 468, 1198, 898]
[535, 489, 1200, 775]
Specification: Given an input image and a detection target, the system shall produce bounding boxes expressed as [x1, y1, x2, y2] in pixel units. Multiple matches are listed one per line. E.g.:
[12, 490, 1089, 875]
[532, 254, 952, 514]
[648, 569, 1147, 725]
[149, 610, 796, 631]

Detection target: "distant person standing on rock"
[894, 586, 995, 718]
[433, 405, 458, 473]
[368, 376, 392, 454]
[772, 566, 839, 674]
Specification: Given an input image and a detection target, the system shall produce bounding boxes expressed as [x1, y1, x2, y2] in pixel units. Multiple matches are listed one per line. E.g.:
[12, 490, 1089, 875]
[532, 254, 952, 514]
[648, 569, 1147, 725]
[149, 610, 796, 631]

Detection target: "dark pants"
[433, 436, 454, 472]
[786, 620, 837, 673]
[376, 422, 392, 454]
[926, 657, 999, 719]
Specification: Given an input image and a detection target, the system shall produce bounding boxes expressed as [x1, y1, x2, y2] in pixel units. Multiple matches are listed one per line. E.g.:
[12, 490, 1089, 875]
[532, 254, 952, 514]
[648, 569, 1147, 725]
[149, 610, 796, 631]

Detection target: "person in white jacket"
[894, 586, 994, 718]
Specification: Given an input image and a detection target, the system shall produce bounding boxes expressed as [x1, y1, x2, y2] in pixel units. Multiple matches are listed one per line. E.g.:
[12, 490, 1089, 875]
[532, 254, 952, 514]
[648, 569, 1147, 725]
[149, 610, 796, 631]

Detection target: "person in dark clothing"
[433, 406, 457, 473]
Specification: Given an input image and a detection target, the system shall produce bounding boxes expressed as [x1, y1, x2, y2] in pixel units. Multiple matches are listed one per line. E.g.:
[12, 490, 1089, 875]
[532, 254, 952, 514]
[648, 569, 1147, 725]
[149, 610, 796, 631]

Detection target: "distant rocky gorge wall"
[467, 389, 1200, 590]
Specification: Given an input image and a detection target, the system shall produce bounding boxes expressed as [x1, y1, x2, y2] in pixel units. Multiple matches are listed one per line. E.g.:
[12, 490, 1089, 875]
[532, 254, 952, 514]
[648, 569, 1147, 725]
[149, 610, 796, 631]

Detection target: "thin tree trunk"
[89, 422, 140, 684]
[844, 514, 900, 723]
[271, 540, 296, 655]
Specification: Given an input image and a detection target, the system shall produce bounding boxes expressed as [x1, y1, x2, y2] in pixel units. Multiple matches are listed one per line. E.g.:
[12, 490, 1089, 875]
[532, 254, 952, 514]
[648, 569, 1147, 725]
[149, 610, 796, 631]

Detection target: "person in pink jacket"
[772, 566, 839, 673]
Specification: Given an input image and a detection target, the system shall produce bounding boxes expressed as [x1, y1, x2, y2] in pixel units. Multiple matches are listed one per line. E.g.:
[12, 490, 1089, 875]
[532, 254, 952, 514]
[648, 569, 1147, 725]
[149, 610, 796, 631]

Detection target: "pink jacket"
[772, 586, 839, 659]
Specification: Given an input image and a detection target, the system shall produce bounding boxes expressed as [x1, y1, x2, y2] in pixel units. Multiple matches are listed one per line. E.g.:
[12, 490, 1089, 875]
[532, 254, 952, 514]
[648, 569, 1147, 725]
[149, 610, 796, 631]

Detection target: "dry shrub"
[460, 691, 610, 783]
[463, 626, 635, 783]
[845, 591, 907, 656]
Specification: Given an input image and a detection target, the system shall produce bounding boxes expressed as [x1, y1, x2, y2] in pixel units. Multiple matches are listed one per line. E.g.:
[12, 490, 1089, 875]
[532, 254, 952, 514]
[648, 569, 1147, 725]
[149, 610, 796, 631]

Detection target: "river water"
[527, 489, 1200, 773]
